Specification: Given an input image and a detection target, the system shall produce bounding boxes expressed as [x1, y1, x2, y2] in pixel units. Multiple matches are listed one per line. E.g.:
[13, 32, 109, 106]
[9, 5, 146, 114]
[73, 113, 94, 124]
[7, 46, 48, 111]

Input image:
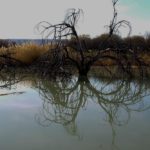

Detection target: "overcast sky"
[0, 0, 149, 39]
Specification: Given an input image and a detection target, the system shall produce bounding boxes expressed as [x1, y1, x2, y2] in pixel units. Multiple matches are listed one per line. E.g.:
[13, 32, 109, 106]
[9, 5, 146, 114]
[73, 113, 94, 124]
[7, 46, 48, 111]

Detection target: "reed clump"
[0, 43, 51, 64]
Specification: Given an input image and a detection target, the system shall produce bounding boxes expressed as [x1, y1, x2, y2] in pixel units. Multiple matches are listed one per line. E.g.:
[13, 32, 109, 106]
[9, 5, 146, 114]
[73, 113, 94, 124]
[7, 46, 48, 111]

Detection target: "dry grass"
[0, 43, 50, 64]
[0, 43, 150, 66]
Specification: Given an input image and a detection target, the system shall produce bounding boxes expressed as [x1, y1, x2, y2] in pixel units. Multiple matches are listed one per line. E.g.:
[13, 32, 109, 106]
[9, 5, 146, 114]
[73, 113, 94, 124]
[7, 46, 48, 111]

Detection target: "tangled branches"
[35, 0, 146, 78]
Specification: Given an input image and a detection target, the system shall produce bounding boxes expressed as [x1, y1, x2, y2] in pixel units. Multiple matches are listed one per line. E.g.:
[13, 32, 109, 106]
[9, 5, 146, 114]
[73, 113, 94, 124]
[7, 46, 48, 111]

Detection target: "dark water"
[0, 74, 150, 150]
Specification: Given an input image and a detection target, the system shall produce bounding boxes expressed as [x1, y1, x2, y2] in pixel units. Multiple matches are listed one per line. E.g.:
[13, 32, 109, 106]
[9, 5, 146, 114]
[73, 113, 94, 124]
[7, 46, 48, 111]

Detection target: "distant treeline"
[68, 33, 150, 52]
[0, 33, 150, 52]
[0, 39, 16, 48]
[0, 39, 51, 47]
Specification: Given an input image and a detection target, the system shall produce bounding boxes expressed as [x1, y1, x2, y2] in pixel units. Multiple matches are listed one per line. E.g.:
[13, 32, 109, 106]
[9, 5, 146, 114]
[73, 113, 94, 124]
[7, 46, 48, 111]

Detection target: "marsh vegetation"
[0, 0, 150, 149]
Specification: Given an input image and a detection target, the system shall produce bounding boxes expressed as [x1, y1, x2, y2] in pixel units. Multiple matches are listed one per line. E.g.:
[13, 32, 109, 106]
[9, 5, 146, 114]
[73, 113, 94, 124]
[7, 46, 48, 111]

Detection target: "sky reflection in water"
[0, 75, 150, 150]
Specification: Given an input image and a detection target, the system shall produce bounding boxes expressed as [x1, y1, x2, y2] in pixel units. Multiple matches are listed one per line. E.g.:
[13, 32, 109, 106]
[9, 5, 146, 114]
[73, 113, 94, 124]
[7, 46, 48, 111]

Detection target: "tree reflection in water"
[35, 75, 150, 149]
[35, 76, 150, 131]
[0, 72, 25, 96]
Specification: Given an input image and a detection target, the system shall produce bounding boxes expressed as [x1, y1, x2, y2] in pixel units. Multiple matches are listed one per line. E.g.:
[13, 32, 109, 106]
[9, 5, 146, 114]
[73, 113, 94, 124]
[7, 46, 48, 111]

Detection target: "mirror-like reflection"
[0, 73, 150, 150]
[35, 76, 150, 148]
[36, 76, 150, 126]
[0, 72, 25, 96]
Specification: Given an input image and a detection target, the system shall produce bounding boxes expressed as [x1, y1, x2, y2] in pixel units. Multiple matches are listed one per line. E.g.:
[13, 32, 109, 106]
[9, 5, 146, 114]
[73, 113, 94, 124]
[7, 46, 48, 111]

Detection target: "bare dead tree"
[35, 9, 85, 75]
[35, 0, 145, 78]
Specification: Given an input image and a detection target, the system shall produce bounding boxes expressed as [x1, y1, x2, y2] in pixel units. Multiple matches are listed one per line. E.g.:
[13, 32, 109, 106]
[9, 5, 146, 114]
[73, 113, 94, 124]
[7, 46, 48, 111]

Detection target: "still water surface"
[0, 75, 150, 150]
